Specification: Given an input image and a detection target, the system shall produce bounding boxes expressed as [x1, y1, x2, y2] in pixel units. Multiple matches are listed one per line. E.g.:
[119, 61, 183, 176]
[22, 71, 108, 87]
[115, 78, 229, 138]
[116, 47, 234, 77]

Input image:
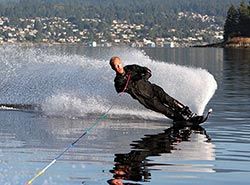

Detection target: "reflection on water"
[0, 109, 216, 185]
[223, 48, 250, 97]
[108, 126, 213, 185]
[143, 48, 224, 75]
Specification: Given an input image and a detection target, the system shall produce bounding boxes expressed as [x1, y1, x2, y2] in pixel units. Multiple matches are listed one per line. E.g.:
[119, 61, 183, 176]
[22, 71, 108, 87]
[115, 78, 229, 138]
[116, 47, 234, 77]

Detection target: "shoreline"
[1, 37, 250, 49]
[194, 37, 250, 48]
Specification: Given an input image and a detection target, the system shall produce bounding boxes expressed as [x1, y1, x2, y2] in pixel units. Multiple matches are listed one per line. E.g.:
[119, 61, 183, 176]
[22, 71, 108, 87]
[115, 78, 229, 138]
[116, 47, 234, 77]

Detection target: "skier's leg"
[152, 84, 194, 119]
[143, 98, 188, 121]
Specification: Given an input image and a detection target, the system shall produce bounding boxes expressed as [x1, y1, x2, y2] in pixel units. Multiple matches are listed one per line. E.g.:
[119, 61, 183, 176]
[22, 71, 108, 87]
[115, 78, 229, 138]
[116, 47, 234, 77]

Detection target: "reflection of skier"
[110, 56, 206, 124]
[108, 125, 210, 185]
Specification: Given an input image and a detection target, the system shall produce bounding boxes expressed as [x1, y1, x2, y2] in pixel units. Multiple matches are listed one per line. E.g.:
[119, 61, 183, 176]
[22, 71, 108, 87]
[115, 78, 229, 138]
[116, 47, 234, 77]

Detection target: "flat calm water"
[0, 46, 249, 185]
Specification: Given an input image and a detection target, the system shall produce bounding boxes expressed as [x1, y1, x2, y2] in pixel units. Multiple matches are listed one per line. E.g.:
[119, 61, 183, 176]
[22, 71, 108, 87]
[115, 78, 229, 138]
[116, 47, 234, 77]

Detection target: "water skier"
[109, 56, 206, 125]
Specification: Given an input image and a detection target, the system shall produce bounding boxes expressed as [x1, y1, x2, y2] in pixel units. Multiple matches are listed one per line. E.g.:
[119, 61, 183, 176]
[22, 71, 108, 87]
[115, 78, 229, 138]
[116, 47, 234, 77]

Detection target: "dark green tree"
[238, 2, 250, 36]
[224, 2, 250, 41]
[224, 5, 240, 41]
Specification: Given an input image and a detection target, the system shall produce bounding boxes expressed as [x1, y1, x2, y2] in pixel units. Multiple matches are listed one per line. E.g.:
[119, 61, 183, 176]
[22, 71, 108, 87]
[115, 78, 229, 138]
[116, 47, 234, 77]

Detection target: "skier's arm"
[129, 65, 152, 81]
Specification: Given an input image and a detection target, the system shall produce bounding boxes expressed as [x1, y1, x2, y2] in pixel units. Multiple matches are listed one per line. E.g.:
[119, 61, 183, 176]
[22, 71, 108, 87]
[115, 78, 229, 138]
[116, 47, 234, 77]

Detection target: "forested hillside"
[0, 0, 243, 23]
[0, 0, 246, 46]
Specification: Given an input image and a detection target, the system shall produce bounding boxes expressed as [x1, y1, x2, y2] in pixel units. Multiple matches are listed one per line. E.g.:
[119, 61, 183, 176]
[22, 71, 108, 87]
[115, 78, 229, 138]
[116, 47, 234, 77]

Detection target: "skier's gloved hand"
[142, 70, 152, 80]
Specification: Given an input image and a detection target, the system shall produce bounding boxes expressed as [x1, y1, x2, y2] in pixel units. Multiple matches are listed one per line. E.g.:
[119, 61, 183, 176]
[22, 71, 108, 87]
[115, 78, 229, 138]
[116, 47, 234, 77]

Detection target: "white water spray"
[0, 45, 217, 120]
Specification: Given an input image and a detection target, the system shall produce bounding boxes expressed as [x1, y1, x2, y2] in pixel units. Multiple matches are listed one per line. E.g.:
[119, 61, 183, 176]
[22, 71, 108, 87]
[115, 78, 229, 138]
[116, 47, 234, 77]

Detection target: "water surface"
[0, 46, 249, 185]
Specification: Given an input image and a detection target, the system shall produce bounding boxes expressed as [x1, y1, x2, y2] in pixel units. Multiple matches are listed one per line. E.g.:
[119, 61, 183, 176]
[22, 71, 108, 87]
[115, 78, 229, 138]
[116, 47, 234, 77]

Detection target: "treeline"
[224, 2, 250, 41]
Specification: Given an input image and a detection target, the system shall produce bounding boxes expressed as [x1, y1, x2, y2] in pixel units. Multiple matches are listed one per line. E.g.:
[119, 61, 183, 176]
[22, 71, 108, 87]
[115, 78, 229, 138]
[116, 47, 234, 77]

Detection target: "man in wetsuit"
[109, 56, 205, 124]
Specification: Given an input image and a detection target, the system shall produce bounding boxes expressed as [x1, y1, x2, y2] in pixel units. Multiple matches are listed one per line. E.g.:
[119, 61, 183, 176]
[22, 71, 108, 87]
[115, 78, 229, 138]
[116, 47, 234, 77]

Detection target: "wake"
[0, 45, 217, 120]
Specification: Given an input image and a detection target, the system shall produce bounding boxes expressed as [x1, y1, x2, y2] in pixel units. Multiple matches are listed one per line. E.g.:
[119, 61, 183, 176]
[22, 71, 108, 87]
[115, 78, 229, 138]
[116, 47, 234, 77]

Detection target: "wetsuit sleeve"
[114, 65, 152, 94]
[127, 65, 152, 81]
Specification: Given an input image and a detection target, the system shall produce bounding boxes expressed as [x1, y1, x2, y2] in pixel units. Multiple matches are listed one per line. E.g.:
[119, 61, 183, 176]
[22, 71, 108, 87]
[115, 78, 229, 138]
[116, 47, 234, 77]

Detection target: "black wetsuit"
[114, 64, 190, 121]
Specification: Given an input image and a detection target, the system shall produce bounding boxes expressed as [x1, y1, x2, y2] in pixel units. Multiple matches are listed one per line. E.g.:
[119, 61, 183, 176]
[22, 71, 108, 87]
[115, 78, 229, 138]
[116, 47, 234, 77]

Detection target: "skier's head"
[110, 56, 125, 74]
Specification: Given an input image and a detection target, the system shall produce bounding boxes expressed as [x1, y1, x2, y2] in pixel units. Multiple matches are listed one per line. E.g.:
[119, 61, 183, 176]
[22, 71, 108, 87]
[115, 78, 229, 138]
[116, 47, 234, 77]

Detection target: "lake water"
[0, 45, 249, 185]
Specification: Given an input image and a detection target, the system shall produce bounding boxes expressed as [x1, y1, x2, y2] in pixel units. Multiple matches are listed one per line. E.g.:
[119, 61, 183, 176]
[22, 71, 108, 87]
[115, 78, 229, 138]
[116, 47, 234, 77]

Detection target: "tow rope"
[25, 73, 131, 185]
